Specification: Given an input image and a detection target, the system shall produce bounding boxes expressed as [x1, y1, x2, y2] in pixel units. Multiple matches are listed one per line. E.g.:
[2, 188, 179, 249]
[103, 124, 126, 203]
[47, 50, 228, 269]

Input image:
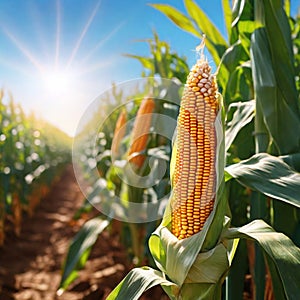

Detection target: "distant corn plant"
[0, 90, 71, 245]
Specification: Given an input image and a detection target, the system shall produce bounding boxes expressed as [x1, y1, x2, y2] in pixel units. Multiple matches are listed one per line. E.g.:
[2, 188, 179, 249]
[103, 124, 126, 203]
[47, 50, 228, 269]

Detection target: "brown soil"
[0, 165, 167, 300]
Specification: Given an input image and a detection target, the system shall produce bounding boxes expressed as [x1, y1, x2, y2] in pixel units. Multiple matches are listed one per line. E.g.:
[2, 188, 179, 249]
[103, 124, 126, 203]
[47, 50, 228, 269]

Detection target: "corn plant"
[107, 38, 300, 299]
[0, 90, 71, 245]
[148, 0, 300, 298]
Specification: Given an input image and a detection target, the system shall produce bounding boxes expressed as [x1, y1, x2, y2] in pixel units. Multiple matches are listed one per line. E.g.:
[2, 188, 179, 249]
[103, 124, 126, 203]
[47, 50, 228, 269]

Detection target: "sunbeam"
[66, 0, 102, 69]
[2, 27, 44, 73]
[55, 0, 61, 67]
[0, 0, 129, 136]
[79, 21, 125, 65]
[0, 57, 35, 77]
[79, 59, 115, 75]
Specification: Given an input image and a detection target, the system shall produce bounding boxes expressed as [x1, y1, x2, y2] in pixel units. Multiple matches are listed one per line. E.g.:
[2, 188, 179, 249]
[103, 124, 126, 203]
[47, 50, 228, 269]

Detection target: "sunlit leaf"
[58, 217, 110, 291]
[225, 100, 255, 152]
[123, 54, 154, 71]
[222, 219, 300, 300]
[183, 0, 229, 91]
[280, 152, 300, 172]
[184, 0, 228, 62]
[258, 0, 298, 112]
[225, 153, 300, 208]
[232, 0, 246, 27]
[106, 266, 177, 300]
[150, 4, 200, 38]
[222, 0, 232, 38]
[251, 0, 300, 155]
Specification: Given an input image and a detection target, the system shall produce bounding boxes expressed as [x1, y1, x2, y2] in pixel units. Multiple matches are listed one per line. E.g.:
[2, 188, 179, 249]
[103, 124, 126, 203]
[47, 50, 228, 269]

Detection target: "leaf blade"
[222, 219, 300, 300]
[225, 153, 300, 208]
[150, 4, 200, 38]
[106, 266, 177, 300]
[58, 217, 110, 290]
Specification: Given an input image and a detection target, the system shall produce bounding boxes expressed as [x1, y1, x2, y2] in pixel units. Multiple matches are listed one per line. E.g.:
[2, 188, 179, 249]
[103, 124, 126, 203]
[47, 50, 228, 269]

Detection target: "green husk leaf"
[106, 266, 177, 300]
[185, 243, 229, 283]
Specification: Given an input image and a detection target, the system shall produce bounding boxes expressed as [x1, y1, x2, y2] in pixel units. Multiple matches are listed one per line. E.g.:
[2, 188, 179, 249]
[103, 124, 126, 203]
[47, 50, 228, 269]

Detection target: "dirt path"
[0, 165, 167, 300]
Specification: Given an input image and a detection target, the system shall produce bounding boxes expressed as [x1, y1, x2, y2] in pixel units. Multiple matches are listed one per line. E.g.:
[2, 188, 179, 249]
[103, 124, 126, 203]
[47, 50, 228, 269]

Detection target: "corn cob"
[171, 57, 219, 240]
[112, 109, 127, 157]
[128, 97, 155, 168]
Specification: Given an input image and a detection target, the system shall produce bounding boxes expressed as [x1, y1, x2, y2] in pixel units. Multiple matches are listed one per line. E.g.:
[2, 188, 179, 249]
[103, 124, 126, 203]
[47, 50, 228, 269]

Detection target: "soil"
[0, 165, 168, 300]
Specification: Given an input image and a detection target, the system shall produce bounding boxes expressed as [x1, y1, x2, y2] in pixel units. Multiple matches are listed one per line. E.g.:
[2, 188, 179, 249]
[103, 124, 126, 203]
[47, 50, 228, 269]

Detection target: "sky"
[0, 0, 298, 136]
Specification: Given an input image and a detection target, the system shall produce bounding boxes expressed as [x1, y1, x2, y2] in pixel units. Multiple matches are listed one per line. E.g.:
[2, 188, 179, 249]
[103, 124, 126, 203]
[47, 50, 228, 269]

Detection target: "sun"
[41, 67, 74, 95]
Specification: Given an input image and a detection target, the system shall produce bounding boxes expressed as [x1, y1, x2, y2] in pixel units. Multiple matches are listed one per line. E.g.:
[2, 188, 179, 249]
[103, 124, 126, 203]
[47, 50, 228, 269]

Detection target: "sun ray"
[79, 59, 115, 75]
[2, 27, 44, 73]
[0, 57, 36, 77]
[55, 0, 61, 68]
[66, 0, 102, 69]
[79, 21, 125, 65]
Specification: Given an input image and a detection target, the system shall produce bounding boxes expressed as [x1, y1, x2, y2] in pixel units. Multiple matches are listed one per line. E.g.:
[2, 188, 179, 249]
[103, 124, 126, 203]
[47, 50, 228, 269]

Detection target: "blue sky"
[0, 0, 298, 135]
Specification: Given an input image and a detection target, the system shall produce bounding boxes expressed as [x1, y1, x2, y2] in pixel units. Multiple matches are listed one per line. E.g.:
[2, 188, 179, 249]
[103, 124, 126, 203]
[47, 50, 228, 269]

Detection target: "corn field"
[62, 0, 300, 299]
[1, 0, 300, 299]
[0, 91, 71, 244]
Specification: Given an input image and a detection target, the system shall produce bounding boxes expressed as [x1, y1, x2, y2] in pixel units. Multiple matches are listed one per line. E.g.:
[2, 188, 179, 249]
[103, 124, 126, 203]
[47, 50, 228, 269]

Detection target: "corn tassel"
[128, 97, 155, 168]
[171, 58, 219, 239]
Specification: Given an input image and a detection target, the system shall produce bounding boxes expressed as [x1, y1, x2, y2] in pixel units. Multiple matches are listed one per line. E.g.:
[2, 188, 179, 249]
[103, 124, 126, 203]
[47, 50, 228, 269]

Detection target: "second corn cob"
[111, 108, 127, 158]
[128, 97, 155, 168]
[171, 57, 219, 240]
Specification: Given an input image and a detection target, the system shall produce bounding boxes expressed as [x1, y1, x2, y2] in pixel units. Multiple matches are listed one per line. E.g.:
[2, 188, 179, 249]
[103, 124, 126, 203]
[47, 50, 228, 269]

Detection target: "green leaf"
[123, 54, 154, 71]
[225, 100, 255, 152]
[58, 217, 110, 291]
[222, 0, 232, 39]
[149, 225, 206, 286]
[225, 153, 300, 208]
[221, 41, 249, 73]
[106, 266, 177, 300]
[179, 281, 223, 300]
[150, 4, 200, 38]
[251, 5, 300, 154]
[226, 240, 249, 300]
[280, 153, 300, 172]
[232, 0, 246, 27]
[185, 243, 229, 283]
[259, 0, 298, 112]
[184, 0, 228, 61]
[183, 0, 228, 83]
[222, 219, 300, 300]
